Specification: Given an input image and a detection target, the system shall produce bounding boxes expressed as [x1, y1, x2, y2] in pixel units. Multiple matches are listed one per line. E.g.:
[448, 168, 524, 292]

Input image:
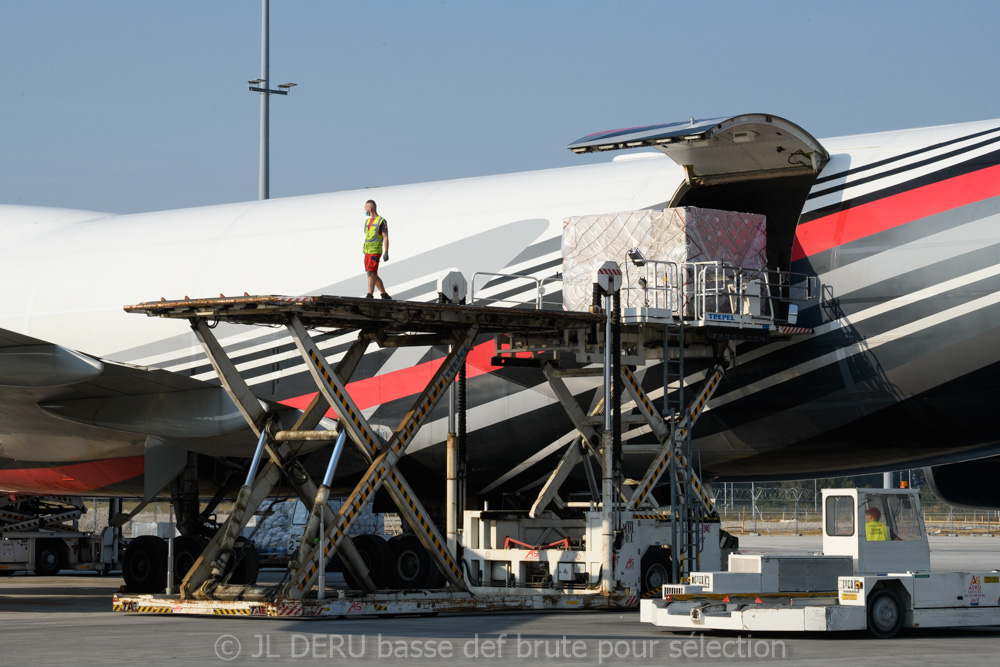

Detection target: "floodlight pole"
[249, 0, 296, 200]
[259, 0, 269, 200]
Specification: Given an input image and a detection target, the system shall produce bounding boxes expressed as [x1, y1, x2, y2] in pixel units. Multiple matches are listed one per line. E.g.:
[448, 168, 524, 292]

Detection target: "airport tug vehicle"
[641, 487, 1000, 638]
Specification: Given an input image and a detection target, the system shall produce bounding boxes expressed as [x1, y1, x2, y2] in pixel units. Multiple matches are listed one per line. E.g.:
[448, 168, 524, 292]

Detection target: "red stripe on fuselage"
[0, 343, 515, 494]
[280, 340, 501, 415]
[0, 456, 144, 494]
[792, 163, 1000, 262]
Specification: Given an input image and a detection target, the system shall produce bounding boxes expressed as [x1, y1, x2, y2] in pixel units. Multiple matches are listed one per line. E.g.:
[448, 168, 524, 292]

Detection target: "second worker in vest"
[865, 507, 889, 541]
[363, 199, 391, 299]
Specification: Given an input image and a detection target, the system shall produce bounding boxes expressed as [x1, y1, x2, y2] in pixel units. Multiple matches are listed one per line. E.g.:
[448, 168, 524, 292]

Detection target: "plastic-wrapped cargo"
[248, 498, 386, 565]
[561, 207, 767, 313]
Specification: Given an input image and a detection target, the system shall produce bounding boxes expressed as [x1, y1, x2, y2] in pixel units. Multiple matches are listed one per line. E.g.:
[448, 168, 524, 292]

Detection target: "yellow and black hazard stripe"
[689, 369, 723, 422]
[393, 346, 469, 453]
[213, 608, 251, 616]
[296, 459, 391, 592]
[622, 367, 658, 422]
[387, 469, 461, 580]
[113, 603, 170, 613]
[308, 349, 380, 455]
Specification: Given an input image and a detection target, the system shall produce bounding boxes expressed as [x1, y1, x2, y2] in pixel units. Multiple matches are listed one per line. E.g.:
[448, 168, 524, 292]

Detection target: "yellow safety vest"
[363, 216, 385, 254]
[865, 520, 889, 541]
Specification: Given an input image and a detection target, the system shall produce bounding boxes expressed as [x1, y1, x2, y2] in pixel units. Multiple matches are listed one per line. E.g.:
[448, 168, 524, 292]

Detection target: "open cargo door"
[568, 114, 829, 187]
[568, 114, 830, 272]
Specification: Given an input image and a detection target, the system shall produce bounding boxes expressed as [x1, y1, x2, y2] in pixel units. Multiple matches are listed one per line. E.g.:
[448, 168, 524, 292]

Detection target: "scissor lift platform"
[115, 282, 811, 619]
[125, 294, 605, 334]
[117, 292, 653, 617]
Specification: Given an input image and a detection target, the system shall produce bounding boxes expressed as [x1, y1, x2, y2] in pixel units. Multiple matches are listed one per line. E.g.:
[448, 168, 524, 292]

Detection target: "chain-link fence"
[713, 483, 821, 534]
[712, 481, 1000, 535]
[74, 481, 1000, 541]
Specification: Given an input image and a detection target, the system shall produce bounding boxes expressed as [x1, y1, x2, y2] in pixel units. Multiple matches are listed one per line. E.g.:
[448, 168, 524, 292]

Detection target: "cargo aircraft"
[3, 114, 1000, 585]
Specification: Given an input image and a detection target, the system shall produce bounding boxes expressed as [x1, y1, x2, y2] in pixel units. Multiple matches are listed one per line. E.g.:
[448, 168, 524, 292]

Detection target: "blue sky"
[2, 0, 998, 214]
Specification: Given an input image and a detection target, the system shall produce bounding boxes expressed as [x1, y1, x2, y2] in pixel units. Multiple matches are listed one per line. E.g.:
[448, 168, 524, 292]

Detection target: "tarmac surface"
[2, 535, 1000, 666]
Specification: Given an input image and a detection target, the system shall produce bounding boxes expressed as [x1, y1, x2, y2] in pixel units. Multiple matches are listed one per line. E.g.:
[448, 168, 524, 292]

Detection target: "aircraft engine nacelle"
[924, 458, 1000, 509]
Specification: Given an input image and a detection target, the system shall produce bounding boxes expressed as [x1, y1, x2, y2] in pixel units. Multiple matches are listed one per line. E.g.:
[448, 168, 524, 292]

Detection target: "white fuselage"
[1, 155, 681, 363]
[6, 116, 1000, 498]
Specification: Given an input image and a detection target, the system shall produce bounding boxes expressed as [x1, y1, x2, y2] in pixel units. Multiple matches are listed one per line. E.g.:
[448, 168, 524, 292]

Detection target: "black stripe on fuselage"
[172, 279, 558, 379]
[154, 279, 436, 372]
[799, 146, 1000, 227]
[706, 351, 1000, 480]
[731, 241, 1000, 393]
[809, 125, 1000, 194]
[793, 182, 1000, 285]
[696, 293, 1000, 463]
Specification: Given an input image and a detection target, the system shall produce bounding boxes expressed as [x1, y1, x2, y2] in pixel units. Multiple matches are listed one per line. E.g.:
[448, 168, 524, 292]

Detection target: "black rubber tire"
[33, 539, 63, 576]
[640, 547, 673, 597]
[342, 535, 390, 590]
[172, 535, 209, 586]
[424, 562, 446, 589]
[867, 587, 904, 639]
[122, 535, 168, 594]
[324, 551, 343, 573]
[388, 535, 431, 589]
[226, 537, 260, 586]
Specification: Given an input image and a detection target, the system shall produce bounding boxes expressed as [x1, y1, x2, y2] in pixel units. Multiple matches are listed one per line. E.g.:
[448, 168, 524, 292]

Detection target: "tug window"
[825, 495, 855, 537]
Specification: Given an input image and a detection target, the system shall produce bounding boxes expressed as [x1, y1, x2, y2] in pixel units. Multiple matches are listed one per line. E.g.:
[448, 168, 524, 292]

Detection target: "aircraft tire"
[226, 537, 259, 586]
[172, 535, 209, 586]
[388, 534, 431, 589]
[122, 535, 167, 594]
[424, 561, 445, 589]
[343, 535, 390, 590]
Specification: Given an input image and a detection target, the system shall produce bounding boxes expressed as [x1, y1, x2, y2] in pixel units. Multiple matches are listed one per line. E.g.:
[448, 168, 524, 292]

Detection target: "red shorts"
[364, 254, 381, 272]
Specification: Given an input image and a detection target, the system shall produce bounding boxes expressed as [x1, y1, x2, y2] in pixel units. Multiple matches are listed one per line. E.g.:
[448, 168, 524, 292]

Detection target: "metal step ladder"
[622, 357, 725, 582]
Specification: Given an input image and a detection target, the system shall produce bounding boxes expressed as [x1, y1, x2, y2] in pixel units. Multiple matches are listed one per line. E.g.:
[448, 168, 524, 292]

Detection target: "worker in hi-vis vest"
[362, 199, 391, 299]
[865, 507, 889, 541]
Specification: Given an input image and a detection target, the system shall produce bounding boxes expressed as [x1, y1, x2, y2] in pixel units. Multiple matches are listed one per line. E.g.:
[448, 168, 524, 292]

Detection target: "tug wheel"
[867, 588, 903, 639]
[33, 539, 64, 576]
[640, 547, 673, 597]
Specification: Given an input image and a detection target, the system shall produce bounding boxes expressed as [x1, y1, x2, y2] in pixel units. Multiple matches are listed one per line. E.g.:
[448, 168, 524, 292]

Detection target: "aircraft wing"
[0, 327, 312, 495]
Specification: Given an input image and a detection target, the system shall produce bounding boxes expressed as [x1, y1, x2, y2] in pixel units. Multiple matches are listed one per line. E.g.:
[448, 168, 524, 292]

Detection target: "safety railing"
[623, 258, 817, 325]
[693, 263, 818, 322]
[470, 272, 559, 310]
[622, 259, 682, 313]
